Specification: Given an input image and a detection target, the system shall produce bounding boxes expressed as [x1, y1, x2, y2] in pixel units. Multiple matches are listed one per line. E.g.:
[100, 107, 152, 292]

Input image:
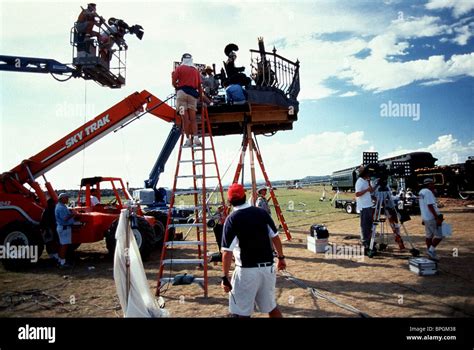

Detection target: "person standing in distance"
[55, 193, 77, 268]
[355, 165, 374, 249]
[221, 183, 286, 318]
[256, 185, 271, 215]
[419, 178, 444, 261]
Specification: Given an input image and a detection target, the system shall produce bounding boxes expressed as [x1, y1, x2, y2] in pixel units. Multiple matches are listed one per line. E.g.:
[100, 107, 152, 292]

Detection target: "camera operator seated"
[224, 80, 247, 105]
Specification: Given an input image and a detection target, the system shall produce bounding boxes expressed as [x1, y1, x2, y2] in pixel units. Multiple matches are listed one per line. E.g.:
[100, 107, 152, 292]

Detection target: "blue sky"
[0, 0, 473, 189]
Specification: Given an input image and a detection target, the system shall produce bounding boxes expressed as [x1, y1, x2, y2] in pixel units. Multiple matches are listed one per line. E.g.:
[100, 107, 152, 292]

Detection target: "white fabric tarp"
[113, 209, 168, 317]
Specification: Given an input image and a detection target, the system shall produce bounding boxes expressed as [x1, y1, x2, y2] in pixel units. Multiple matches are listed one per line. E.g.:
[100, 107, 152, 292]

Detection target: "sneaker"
[193, 137, 202, 147]
[183, 139, 192, 148]
[208, 252, 222, 263]
[427, 248, 439, 261]
[58, 263, 72, 269]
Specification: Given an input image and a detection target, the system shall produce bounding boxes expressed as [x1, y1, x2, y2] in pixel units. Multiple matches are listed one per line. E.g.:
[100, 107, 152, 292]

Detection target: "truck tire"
[1, 222, 44, 270]
[147, 210, 176, 241]
[345, 202, 355, 214]
[153, 221, 165, 248]
[106, 217, 155, 261]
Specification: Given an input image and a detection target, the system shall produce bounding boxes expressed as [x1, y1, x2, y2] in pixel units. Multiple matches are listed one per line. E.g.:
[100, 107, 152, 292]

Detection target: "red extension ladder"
[156, 105, 227, 297]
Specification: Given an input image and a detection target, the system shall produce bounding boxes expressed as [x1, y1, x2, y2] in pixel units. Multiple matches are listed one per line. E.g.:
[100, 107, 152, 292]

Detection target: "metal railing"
[250, 47, 300, 100]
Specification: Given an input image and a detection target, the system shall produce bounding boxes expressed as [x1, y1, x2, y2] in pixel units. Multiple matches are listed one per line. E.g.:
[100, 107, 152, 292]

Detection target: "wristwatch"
[277, 256, 286, 260]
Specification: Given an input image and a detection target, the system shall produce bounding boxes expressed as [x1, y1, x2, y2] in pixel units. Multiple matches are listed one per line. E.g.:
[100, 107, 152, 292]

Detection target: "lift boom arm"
[0, 55, 77, 75]
[144, 125, 181, 190]
[0, 90, 177, 196]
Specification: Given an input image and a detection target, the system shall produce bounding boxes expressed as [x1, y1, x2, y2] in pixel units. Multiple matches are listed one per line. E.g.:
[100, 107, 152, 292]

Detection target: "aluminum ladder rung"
[179, 159, 203, 163]
[165, 240, 204, 247]
[177, 174, 203, 179]
[193, 148, 214, 152]
[161, 258, 204, 265]
[168, 223, 204, 228]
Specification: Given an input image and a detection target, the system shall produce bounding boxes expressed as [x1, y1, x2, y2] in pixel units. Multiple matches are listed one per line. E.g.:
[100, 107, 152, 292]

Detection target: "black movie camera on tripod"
[362, 152, 420, 258]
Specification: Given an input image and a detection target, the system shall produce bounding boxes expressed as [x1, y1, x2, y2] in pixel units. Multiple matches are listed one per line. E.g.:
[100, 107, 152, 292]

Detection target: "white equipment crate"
[307, 236, 329, 253]
[409, 257, 438, 276]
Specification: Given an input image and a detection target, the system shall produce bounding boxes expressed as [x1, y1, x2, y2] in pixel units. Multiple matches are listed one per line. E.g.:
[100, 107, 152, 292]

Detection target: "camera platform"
[207, 86, 298, 136]
[73, 55, 125, 89]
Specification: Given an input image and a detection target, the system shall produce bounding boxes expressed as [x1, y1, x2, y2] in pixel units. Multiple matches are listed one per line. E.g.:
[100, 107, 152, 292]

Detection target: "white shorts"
[57, 225, 72, 245]
[424, 219, 442, 239]
[229, 265, 277, 316]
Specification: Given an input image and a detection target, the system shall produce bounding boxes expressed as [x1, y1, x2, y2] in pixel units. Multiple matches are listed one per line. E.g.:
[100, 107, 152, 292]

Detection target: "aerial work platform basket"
[70, 23, 127, 89]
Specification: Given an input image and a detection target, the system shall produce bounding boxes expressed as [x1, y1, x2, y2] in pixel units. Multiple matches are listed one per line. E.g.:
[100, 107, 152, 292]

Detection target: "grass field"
[268, 185, 355, 231]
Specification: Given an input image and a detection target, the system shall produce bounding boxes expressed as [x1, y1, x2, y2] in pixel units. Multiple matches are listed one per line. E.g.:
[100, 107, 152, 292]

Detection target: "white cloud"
[426, 0, 474, 18]
[389, 16, 447, 38]
[282, 36, 367, 99]
[359, 16, 448, 60]
[338, 14, 472, 92]
[383, 134, 474, 165]
[255, 131, 370, 179]
[341, 52, 474, 92]
[419, 78, 454, 86]
[339, 91, 359, 97]
[289, 12, 472, 96]
[452, 23, 474, 45]
[368, 33, 409, 58]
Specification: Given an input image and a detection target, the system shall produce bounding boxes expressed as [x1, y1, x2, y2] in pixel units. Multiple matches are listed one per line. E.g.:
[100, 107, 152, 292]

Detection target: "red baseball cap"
[227, 183, 245, 201]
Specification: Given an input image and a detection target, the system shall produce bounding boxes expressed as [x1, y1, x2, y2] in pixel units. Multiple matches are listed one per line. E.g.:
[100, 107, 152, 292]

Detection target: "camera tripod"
[367, 186, 420, 258]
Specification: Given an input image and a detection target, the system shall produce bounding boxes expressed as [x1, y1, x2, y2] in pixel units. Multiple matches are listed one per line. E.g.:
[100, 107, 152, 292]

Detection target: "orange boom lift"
[0, 90, 177, 268]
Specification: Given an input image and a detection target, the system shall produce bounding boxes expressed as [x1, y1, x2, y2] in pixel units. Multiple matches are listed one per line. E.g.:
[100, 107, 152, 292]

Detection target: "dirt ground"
[1, 192, 473, 318]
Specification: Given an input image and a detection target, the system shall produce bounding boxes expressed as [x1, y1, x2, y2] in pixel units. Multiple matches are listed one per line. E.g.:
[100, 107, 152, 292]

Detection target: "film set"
[0, 1, 473, 348]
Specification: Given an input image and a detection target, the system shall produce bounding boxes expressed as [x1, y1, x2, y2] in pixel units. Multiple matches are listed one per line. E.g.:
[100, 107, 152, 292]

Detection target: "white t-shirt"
[91, 196, 100, 206]
[355, 177, 373, 211]
[418, 188, 439, 221]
